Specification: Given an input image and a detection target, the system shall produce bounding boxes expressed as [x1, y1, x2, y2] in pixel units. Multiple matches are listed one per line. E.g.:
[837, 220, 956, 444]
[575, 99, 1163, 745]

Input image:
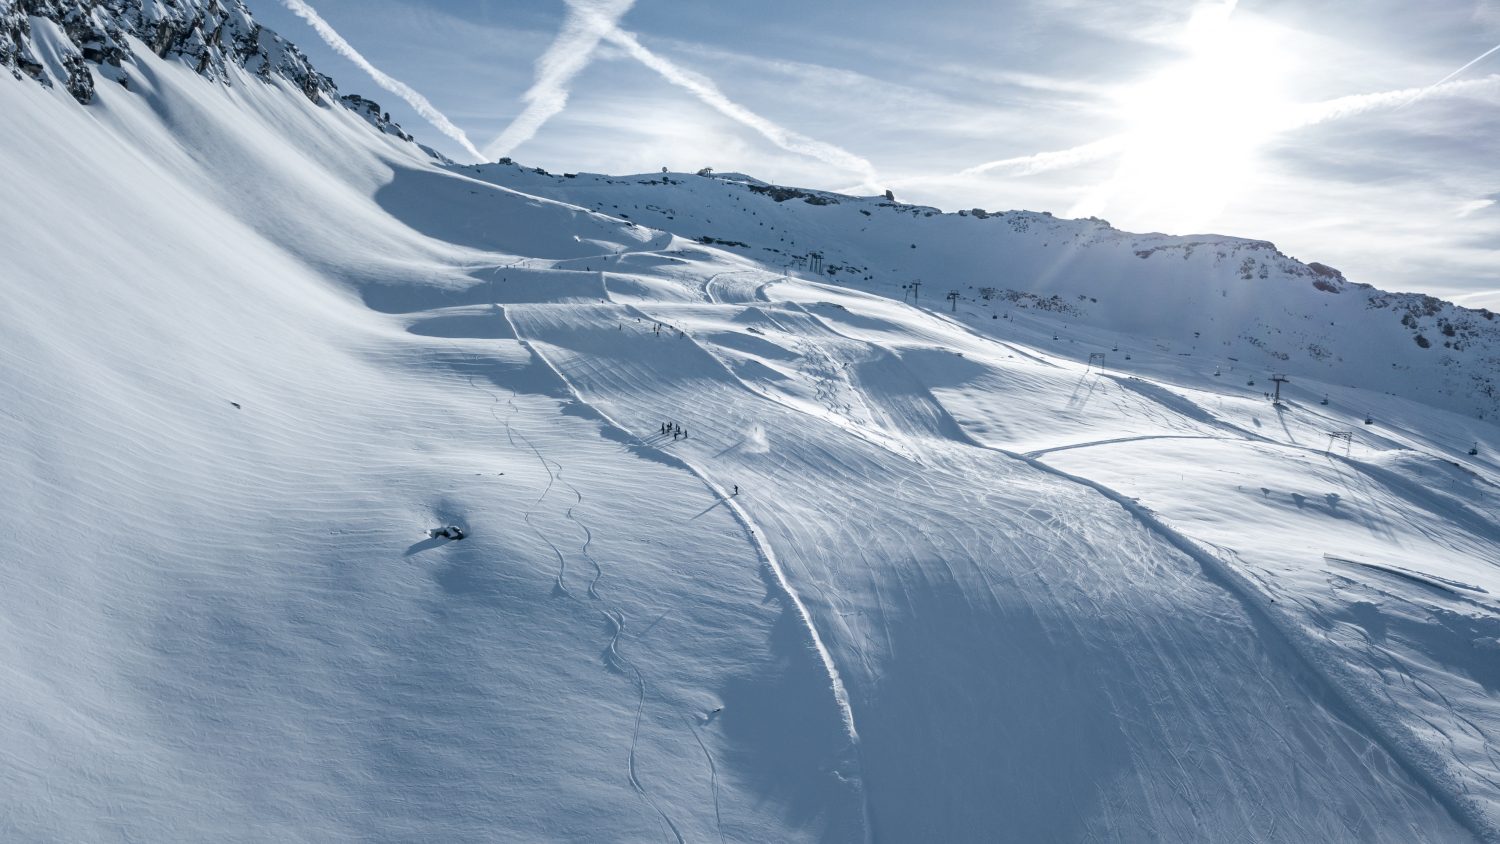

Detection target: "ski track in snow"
[457, 346, 692, 843]
[790, 289, 1500, 839]
[1011, 447, 1499, 841]
[503, 310, 876, 843]
[507, 296, 1476, 841]
[685, 717, 727, 844]
[426, 248, 1500, 840]
[550, 457, 687, 844]
[1024, 433, 1230, 458]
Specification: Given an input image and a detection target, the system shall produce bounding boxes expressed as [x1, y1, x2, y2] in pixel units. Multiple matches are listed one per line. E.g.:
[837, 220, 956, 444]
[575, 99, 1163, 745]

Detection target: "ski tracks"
[502, 316, 874, 844]
[546, 458, 686, 843]
[1009, 446, 1500, 841]
[686, 717, 727, 844]
[458, 348, 688, 842]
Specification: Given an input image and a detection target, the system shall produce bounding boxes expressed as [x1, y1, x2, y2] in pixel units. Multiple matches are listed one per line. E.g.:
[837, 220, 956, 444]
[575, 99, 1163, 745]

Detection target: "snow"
[4, 15, 1500, 842]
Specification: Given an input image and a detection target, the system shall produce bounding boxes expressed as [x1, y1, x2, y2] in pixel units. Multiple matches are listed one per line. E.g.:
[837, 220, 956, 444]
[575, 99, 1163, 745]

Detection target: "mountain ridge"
[468, 162, 1500, 421]
[2, 0, 415, 140]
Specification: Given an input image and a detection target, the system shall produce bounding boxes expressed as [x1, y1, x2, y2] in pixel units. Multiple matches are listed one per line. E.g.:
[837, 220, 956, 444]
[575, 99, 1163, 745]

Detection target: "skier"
[733, 485, 739, 495]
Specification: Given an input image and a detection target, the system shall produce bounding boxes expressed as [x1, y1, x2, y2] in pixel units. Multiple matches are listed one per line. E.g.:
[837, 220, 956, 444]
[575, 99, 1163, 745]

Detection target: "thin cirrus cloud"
[277, 0, 485, 161]
[488, 0, 880, 187]
[1457, 199, 1495, 218]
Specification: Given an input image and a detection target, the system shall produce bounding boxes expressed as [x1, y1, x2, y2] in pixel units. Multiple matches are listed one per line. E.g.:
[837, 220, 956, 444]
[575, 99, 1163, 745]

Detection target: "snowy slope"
[0, 18, 862, 844]
[477, 165, 1500, 423]
[5, 3, 1500, 841]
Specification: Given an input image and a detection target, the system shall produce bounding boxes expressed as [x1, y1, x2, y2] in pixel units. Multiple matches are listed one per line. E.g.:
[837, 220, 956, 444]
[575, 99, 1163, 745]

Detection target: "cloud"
[1402, 41, 1500, 108]
[278, 0, 484, 161]
[1458, 199, 1496, 218]
[483, 0, 636, 160]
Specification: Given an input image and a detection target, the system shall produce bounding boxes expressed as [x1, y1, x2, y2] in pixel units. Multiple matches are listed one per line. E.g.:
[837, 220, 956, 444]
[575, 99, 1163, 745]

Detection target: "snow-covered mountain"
[3, 0, 414, 138]
[478, 163, 1500, 422]
[4, 1, 1500, 841]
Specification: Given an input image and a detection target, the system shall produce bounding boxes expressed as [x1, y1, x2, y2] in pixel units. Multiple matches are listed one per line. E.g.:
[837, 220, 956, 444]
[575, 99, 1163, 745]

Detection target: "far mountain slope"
[475, 164, 1500, 423]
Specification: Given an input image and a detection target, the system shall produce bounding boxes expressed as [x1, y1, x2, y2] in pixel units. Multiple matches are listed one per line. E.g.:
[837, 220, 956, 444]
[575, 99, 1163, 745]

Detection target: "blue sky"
[253, 0, 1500, 307]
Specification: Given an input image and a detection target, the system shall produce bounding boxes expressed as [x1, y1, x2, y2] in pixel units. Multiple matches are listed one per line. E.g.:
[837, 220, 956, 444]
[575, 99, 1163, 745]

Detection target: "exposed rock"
[61, 52, 91, 102]
[2, 0, 414, 142]
[748, 183, 841, 205]
[339, 93, 413, 142]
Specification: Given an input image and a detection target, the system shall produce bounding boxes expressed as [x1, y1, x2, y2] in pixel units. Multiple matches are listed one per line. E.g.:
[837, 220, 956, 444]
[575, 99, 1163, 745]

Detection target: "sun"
[1072, 2, 1296, 233]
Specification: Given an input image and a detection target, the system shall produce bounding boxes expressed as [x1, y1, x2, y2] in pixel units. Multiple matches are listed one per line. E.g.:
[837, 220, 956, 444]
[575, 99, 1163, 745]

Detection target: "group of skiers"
[660, 421, 688, 440]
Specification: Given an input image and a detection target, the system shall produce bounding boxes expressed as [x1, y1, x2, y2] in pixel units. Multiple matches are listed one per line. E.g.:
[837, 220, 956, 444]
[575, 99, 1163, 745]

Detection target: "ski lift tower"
[1088, 352, 1107, 370]
[1270, 373, 1289, 406]
[1327, 431, 1353, 456]
[947, 290, 960, 312]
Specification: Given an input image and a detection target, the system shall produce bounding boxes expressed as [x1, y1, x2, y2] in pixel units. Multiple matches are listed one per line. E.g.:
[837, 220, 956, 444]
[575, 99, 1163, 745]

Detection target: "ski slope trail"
[764, 278, 1500, 838]
[507, 300, 1470, 841]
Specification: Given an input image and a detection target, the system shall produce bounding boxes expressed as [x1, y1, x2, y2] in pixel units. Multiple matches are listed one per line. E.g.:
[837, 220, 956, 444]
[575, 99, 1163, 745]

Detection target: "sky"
[250, 0, 1500, 308]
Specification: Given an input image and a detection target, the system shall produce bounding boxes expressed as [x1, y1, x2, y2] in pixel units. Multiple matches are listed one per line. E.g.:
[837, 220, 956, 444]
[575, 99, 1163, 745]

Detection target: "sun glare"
[1072, 2, 1295, 233]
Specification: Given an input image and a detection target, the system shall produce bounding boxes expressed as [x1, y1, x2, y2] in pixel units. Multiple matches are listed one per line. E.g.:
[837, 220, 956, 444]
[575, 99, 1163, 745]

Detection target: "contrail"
[1289, 74, 1500, 127]
[567, 5, 878, 186]
[1401, 42, 1500, 108]
[484, 0, 636, 160]
[278, 0, 484, 161]
[957, 136, 1129, 178]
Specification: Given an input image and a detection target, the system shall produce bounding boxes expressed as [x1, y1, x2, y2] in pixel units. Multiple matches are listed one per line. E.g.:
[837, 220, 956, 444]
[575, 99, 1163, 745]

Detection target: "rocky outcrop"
[339, 93, 412, 142]
[2, 0, 412, 137]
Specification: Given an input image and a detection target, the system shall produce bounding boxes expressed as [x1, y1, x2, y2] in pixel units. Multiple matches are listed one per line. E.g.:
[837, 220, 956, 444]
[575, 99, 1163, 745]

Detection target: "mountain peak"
[1, 0, 411, 140]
